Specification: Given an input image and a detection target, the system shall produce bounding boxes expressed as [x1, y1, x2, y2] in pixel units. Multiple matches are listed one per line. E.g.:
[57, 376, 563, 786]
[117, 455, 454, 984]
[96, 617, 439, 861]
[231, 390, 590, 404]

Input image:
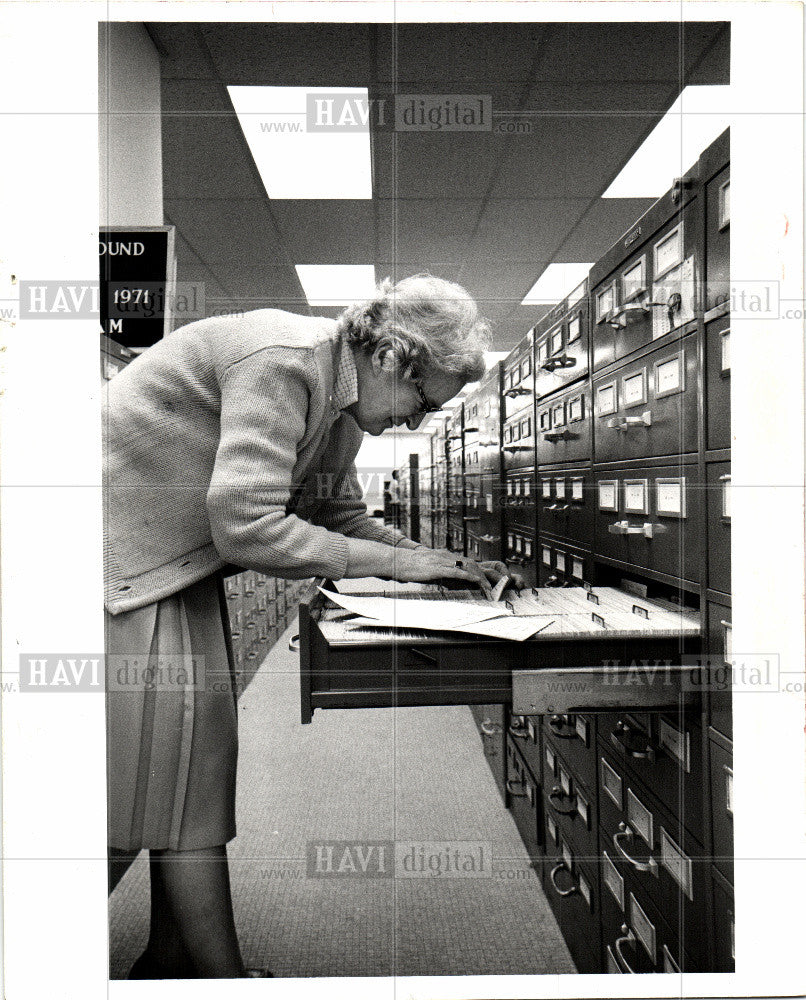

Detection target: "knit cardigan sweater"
[103, 309, 407, 615]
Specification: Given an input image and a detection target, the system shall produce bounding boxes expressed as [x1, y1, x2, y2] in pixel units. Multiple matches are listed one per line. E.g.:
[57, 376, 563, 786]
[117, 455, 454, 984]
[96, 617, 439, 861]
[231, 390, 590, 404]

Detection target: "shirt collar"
[331, 336, 359, 412]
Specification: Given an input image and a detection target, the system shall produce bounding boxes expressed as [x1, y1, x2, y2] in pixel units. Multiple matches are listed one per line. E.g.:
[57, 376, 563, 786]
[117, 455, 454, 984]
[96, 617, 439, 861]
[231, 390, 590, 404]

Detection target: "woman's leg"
[128, 851, 196, 978]
[148, 845, 245, 978]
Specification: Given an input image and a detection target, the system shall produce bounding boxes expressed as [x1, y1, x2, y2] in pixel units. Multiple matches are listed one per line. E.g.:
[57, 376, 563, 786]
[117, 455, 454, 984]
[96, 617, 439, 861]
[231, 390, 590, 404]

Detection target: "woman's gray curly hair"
[336, 273, 492, 383]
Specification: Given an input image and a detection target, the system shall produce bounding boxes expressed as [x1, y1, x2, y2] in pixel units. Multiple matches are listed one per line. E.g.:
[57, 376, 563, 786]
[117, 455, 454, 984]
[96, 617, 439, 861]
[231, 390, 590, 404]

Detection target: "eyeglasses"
[413, 379, 441, 415]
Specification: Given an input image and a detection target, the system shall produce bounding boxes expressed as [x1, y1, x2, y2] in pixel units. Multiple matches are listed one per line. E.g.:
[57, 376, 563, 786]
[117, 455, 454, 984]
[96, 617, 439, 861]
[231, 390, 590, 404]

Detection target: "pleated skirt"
[105, 573, 239, 851]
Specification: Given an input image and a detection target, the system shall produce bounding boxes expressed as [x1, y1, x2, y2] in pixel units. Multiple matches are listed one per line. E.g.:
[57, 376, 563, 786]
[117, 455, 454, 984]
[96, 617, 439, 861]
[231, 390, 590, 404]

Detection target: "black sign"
[99, 227, 173, 348]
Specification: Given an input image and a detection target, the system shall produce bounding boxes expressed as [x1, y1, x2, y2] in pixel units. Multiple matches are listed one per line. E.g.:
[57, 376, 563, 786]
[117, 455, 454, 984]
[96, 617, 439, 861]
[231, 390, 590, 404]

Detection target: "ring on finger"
[455, 559, 463, 568]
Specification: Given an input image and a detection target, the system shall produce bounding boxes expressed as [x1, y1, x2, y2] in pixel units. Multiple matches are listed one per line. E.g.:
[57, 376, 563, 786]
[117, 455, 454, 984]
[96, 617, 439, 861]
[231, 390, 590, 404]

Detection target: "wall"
[98, 23, 163, 226]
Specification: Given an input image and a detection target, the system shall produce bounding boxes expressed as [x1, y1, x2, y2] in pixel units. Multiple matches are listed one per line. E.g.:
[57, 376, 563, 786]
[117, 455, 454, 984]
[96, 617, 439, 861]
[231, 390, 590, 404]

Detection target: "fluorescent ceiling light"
[296, 264, 377, 306]
[227, 86, 372, 199]
[521, 264, 593, 306]
[603, 85, 732, 198]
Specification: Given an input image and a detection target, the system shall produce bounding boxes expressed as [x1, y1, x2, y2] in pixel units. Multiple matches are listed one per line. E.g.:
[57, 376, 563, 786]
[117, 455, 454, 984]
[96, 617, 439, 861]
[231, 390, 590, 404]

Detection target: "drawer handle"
[480, 719, 503, 736]
[549, 862, 578, 897]
[608, 520, 644, 536]
[541, 354, 576, 372]
[288, 634, 300, 652]
[543, 429, 574, 442]
[611, 720, 656, 762]
[506, 779, 529, 797]
[549, 786, 578, 815]
[548, 715, 577, 739]
[614, 925, 639, 973]
[505, 386, 532, 397]
[613, 822, 658, 875]
[507, 723, 529, 740]
[621, 410, 653, 429]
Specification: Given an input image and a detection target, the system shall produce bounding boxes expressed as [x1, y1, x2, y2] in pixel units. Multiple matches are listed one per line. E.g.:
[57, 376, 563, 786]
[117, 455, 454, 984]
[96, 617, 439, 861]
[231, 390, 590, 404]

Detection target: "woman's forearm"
[343, 537, 400, 578]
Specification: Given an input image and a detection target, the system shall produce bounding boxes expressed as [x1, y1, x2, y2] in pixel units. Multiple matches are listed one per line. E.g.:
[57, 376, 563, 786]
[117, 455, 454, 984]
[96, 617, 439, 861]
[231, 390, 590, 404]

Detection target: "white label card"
[562, 843, 573, 871]
[656, 479, 684, 516]
[623, 257, 646, 300]
[656, 355, 683, 394]
[515, 536, 523, 553]
[623, 371, 646, 406]
[542, 480, 552, 498]
[598, 481, 618, 510]
[660, 829, 694, 900]
[597, 285, 614, 320]
[571, 478, 584, 501]
[630, 893, 657, 962]
[719, 180, 730, 228]
[568, 315, 581, 342]
[572, 558, 583, 579]
[725, 767, 734, 814]
[523, 479, 531, 497]
[578, 873, 591, 908]
[559, 766, 571, 795]
[547, 815, 558, 845]
[568, 396, 584, 421]
[627, 789, 653, 846]
[555, 479, 566, 498]
[655, 225, 682, 277]
[659, 718, 690, 771]
[556, 552, 566, 572]
[597, 383, 617, 415]
[721, 328, 731, 372]
[524, 540, 533, 558]
[546, 745, 556, 771]
[624, 480, 647, 513]
[551, 327, 563, 353]
[603, 851, 625, 910]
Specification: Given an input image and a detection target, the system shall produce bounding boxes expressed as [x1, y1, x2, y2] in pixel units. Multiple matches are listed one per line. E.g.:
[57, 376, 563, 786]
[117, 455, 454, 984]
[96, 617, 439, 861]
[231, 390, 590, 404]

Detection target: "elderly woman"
[105, 274, 505, 979]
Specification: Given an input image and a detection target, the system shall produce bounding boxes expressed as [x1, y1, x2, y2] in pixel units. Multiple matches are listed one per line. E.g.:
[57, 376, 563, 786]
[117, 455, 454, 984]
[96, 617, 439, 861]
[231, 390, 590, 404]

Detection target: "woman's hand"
[392, 547, 494, 597]
[479, 560, 527, 591]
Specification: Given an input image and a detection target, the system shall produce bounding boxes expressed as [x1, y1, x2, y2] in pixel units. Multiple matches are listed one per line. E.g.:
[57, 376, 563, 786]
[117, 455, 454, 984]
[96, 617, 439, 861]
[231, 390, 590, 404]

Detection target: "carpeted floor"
[109, 616, 575, 979]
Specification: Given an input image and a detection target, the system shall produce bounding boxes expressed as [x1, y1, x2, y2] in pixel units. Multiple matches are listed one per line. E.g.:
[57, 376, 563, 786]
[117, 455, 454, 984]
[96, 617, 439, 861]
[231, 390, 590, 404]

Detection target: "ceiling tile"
[469, 199, 590, 262]
[375, 199, 482, 262]
[269, 201, 377, 264]
[162, 114, 266, 200]
[491, 115, 659, 199]
[387, 24, 544, 83]
[373, 131, 507, 199]
[164, 198, 287, 269]
[199, 23, 376, 86]
[161, 79, 235, 116]
[457, 262, 551, 319]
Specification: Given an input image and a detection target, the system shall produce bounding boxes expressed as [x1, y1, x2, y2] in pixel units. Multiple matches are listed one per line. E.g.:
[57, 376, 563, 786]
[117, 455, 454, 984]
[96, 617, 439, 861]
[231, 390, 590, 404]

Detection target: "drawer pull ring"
[549, 862, 578, 897]
[541, 354, 577, 372]
[614, 925, 639, 973]
[611, 721, 656, 761]
[549, 786, 578, 815]
[288, 634, 300, 652]
[613, 822, 658, 875]
[506, 779, 529, 797]
[480, 719, 503, 736]
[548, 716, 577, 739]
[507, 724, 529, 739]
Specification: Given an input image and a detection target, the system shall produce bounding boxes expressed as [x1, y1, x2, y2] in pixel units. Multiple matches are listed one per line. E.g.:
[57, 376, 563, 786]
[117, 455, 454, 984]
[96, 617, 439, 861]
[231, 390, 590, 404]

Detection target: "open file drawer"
[298, 580, 701, 723]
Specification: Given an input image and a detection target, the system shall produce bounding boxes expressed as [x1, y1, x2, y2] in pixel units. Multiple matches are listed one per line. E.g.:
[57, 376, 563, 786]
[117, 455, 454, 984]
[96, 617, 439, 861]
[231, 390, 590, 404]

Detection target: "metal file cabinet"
[533, 279, 590, 400]
[597, 745, 709, 969]
[502, 333, 535, 421]
[706, 599, 733, 741]
[542, 713, 597, 793]
[707, 460, 731, 595]
[600, 833, 690, 973]
[703, 130, 730, 313]
[592, 334, 699, 462]
[711, 868, 735, 972]
[504, 469, 536, 530]
[537, 465, 594, 549]
[543, 814, 601, 973]
[705, 312, 731, 451]
[593, 462, 703, 587]
[537, 539, 593, 588]
[709, 736, 734, 884]
[589, 159, 701, 373]
[598, 710, 706, 844]
[535, 382, 592, 466]
[509, 713, 542, 782]
[542, 743, 598, 867]
[506, 735, 543, 861]
[470, 704, 507, 801]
